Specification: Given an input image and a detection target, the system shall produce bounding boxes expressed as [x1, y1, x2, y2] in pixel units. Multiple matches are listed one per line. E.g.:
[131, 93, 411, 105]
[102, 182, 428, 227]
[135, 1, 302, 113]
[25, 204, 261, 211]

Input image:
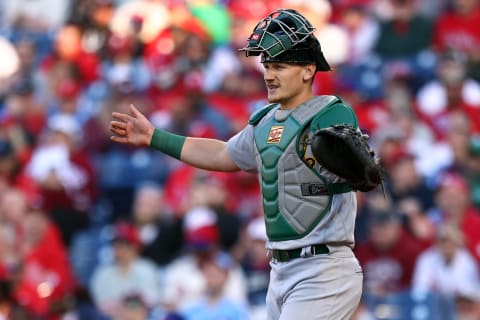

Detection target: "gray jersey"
[227, 106, 357, 251]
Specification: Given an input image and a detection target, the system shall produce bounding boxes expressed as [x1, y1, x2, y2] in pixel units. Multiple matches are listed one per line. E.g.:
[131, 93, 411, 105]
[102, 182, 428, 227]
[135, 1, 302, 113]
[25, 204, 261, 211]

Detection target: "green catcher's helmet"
[240, 8, 331, 71]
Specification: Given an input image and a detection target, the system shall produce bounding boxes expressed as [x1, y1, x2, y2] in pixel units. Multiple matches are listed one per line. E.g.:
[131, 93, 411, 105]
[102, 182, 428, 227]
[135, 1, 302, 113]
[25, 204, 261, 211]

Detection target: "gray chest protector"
[251, 96, 351, 241]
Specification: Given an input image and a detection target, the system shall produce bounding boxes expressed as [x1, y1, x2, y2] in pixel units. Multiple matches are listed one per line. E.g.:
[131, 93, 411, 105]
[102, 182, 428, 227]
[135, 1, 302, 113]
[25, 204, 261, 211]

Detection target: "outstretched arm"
[110, 104, 240, 172]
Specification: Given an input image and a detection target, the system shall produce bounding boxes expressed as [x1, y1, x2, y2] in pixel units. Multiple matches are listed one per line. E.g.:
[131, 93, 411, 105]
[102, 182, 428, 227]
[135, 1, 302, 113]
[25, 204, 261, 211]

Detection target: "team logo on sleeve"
[267, 126, 284, 144]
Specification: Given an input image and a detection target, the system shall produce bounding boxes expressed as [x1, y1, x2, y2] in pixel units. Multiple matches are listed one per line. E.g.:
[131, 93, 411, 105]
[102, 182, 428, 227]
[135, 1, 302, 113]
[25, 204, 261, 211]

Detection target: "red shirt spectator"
[24, 114, 97, 246]
[434, 2, 480, 56]
[13, 210, 75, 319]
[355, 211, 425, 296]
[434, 173, 480, 263]
[40, 25, 100, 85]
[457, 207, 480, 263]
[25, 114, 97, 215]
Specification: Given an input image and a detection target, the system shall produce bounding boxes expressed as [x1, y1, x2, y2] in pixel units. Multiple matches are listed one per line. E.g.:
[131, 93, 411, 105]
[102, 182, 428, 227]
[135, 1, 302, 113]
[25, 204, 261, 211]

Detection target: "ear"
[303, 64, 316, 82]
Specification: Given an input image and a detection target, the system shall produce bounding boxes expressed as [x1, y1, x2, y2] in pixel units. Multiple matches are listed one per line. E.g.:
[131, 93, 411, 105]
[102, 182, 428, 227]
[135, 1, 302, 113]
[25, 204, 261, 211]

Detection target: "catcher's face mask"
[239, 9, 331, 72]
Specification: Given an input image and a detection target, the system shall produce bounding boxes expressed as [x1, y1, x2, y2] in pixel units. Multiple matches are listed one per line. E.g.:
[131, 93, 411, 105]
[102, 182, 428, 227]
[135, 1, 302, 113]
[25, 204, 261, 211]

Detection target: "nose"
[264, 68, 275, 82]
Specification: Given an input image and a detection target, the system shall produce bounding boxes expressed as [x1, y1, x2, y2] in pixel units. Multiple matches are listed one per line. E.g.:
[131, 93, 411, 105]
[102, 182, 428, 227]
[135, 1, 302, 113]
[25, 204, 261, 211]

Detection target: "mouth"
[267, 84, 280, 91]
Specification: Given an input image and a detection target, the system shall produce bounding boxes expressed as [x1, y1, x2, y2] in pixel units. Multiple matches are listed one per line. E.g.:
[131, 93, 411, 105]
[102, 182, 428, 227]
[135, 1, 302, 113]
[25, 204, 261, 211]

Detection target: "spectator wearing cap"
[354, 207, 425, 298]
[162, 206, 247, 312]
[181, 251, 249, 320]
[412, 224, 480, 307]
[25, 113, 97, 247]
[90, 221, 161, 318]
[429, 172, 480, 263]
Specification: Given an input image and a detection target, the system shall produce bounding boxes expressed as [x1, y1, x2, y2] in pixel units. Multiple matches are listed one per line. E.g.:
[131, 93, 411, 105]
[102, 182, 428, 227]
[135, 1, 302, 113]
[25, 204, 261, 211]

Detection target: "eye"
[270, 63, 284, 70]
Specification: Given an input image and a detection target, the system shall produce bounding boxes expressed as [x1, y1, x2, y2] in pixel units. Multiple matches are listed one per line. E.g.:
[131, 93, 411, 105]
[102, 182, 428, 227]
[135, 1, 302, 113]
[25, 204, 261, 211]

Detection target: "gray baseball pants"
[266, 245, 363, 320]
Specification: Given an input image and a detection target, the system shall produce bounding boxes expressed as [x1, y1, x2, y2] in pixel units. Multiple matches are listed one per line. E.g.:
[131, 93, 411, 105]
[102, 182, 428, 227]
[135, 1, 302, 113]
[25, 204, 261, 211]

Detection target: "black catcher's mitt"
[311, 124, 382, 192]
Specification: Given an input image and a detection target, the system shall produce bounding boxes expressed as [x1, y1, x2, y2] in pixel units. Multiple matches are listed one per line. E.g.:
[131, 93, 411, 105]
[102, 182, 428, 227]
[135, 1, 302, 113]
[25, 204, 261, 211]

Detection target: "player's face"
[263, 62, 312, 109]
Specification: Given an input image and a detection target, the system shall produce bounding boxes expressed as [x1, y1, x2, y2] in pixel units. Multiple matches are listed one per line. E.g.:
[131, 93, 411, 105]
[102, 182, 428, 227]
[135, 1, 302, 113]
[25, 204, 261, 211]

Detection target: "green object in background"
[468, 135, 480, 209]
[469, 135, 480, 156]
[190, 4, 231, 45]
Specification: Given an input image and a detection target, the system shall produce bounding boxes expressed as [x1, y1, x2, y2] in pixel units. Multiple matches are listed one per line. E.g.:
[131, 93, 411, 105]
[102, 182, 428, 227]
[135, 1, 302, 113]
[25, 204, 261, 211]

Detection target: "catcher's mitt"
[311, 124, 382, 192]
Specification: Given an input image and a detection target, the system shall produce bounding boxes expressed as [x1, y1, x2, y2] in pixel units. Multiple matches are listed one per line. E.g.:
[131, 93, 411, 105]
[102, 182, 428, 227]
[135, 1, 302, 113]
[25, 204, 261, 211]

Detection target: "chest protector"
[251, 96, 351, 241]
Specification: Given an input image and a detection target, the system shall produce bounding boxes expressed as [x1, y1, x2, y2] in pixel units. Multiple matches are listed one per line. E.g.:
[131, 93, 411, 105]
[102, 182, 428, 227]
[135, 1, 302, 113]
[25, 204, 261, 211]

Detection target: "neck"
[117, 259, 134, 273]
[206, 288, 223, 304]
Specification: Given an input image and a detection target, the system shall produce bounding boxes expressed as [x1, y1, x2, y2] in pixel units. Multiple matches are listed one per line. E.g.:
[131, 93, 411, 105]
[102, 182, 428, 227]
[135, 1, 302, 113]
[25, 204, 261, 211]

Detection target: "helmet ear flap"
[311, 38, 331, 71]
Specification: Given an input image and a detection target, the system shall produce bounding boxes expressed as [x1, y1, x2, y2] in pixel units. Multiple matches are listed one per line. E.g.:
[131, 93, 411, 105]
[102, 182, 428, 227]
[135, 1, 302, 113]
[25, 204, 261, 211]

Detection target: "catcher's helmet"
[240, 9, 331, 71]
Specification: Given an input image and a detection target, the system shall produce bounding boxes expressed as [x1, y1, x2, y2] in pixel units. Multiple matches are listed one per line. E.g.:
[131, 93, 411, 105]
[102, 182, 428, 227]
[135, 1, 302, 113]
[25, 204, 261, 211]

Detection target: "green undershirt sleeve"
[149, 128, 186, 160]
[310, 102, 358, 132]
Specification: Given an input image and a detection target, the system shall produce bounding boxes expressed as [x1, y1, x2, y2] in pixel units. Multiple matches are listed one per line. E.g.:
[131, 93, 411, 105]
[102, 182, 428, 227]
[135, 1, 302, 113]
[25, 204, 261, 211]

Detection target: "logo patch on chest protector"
[267, 126, 285, 144]
[305, 157, 316, 168]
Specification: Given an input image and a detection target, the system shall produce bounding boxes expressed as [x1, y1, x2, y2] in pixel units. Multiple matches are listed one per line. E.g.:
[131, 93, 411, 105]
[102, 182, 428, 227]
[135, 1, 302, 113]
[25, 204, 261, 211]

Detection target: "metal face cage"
[240, 9, 316, 58]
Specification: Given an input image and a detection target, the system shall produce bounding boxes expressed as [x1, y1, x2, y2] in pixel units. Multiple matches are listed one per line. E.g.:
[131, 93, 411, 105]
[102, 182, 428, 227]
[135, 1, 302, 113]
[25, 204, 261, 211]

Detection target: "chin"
[267, 94, 281, 103]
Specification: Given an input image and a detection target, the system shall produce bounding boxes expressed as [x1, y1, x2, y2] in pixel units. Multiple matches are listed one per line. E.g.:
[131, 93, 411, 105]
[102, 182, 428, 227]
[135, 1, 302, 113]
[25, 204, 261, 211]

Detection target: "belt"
[271, 244, 329, 262]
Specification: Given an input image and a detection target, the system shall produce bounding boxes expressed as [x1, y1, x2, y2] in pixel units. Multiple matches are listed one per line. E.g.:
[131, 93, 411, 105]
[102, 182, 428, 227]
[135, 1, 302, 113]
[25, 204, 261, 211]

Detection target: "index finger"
[111, 112, 134, 122]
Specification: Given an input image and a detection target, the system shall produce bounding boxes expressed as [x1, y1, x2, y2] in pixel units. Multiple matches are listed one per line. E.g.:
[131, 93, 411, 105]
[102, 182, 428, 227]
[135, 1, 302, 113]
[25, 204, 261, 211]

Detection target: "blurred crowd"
[0, 0, 480, 319]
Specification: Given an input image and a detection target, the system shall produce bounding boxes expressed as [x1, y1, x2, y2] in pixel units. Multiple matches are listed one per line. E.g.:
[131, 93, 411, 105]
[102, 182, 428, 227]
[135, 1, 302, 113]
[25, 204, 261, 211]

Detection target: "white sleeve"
[90, 267, 111, 304]
[226, 125, 258, 173]
[411, 250, 434, 293]
[136, 261, 162, 306]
